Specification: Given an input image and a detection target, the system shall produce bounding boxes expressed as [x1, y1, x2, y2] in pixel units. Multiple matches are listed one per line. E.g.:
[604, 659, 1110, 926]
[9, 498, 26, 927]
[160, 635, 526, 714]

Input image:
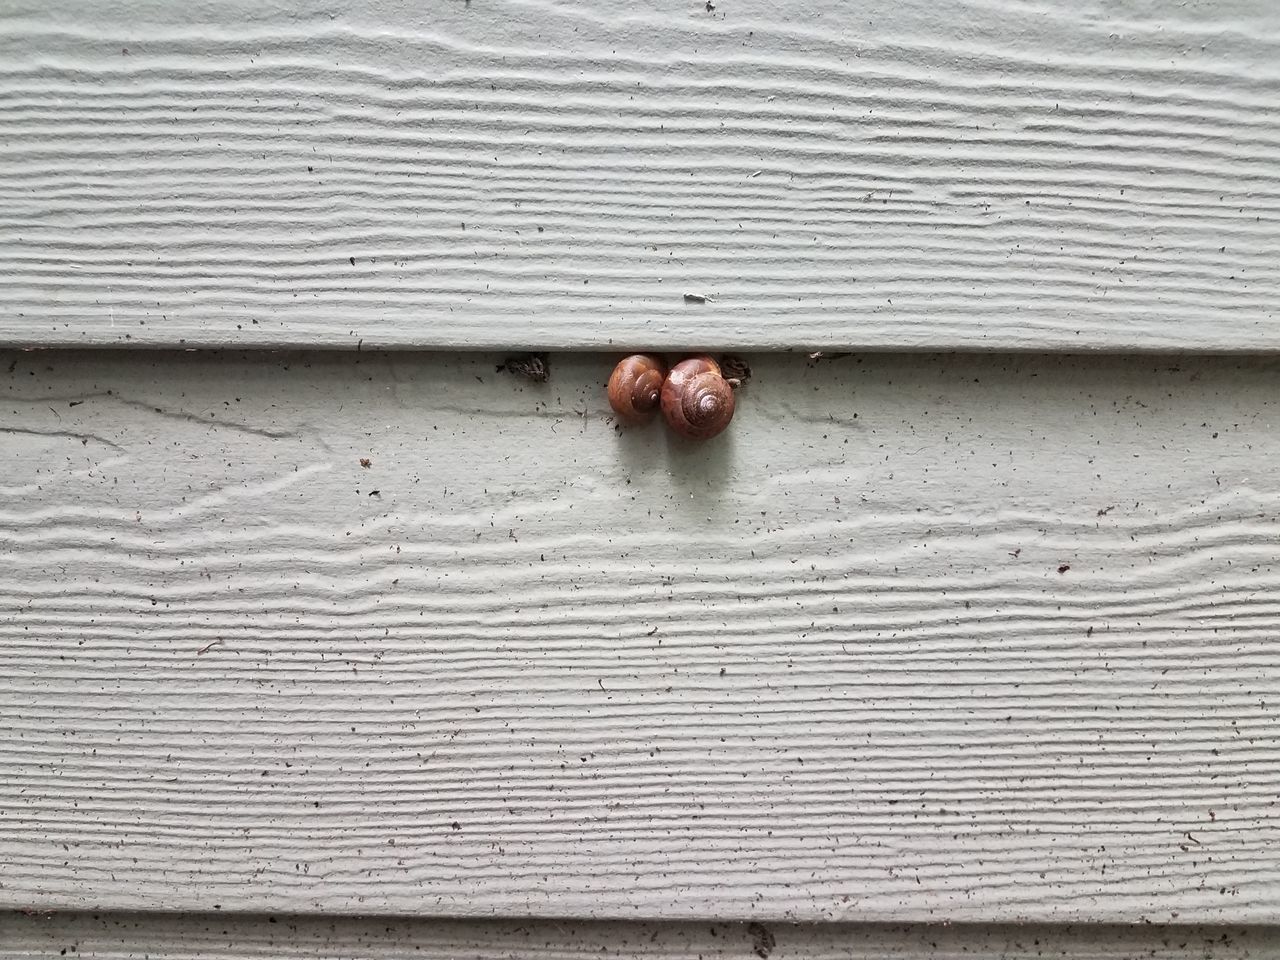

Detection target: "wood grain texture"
[2, 912, 1277, 960]
[2, 350, 1280, 921]
[1, 0, 1279, 351]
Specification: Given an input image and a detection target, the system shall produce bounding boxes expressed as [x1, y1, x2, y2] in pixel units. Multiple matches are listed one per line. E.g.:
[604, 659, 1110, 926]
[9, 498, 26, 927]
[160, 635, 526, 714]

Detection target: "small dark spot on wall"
[498, 353, 550, 383]
[747, 922, 775, 958]
[720, 354, 751, 385]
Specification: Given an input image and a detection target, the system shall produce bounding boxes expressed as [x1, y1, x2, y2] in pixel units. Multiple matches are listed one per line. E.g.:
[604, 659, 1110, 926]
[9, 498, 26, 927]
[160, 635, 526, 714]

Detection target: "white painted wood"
[2, 350, 1279, 921]
[1, 912, 1275, 960]
[1, 0, 1278, 351]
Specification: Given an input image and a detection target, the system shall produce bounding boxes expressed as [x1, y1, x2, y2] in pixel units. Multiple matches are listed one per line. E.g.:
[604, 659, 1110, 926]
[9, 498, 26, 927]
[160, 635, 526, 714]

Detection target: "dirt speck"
[720, 355, 751, 385]
[747, 922, 775, 959]
[1057, 564, 1071, 574]
[359, 457, 372, 468]
[498, 353, 550, 383]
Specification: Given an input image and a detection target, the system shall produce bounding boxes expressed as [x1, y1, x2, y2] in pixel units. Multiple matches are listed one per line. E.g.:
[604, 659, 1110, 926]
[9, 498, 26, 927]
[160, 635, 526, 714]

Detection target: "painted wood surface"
[2, 912, 1276, 960]
[3, 350, 1279, 921]
[1, 0, 1278, 351]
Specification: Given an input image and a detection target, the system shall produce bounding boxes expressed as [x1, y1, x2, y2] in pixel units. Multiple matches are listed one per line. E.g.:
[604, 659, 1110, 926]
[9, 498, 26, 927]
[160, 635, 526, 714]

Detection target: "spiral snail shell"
[660, 355, 736, 440]
[607, 354, 668, 425]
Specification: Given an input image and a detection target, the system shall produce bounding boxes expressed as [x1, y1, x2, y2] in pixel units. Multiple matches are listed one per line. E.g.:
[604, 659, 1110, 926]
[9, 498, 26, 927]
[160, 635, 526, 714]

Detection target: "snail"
[607, 354, 668, 424]
[660, 355, 736, 440]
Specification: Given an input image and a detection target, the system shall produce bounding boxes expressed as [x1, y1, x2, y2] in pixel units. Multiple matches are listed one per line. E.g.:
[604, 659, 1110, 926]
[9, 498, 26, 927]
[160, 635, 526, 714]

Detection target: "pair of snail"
[607, 354, 738, 440]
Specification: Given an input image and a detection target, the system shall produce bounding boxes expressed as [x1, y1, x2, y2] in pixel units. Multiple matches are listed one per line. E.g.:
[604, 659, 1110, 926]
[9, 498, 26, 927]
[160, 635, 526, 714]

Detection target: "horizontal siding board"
[1, 350, 1279, 920]
[1, 913, 1277, 959]
[0, 0, 1278, 351]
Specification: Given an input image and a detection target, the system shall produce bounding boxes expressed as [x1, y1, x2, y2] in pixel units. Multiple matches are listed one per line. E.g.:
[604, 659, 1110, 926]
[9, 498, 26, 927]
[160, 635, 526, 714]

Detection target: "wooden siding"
[2, 912, 1277, 959]
[3, 350, 1279, 921]
[1, 0, 1278, 351]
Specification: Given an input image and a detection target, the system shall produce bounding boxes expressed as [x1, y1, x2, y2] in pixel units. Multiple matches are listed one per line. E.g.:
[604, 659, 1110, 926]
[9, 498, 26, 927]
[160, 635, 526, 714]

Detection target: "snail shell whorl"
[660, 355, 736, 440]
[607, 354, 668, 424]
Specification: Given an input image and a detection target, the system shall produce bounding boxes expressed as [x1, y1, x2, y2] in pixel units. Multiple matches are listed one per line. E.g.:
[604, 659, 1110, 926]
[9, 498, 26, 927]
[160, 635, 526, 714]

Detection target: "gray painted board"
[2, 351, 1279, 921]
[1, 0, 1278, 351]
[2, 912, 1277, 959]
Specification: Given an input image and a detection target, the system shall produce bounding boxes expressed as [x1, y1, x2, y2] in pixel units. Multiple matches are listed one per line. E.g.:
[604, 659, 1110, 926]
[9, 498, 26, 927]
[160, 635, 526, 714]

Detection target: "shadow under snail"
[607, 354, 737, 440]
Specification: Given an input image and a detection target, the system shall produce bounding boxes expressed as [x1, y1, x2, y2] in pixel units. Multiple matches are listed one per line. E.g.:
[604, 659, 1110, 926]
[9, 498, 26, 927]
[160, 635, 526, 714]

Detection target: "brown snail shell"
[660, 355, 736, 440]
[607, 354, 668, 424]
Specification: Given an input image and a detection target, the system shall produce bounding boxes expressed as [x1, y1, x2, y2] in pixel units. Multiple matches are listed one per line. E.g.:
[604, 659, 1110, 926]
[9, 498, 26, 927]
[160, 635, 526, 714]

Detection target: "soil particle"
[497, 353, 550, 383]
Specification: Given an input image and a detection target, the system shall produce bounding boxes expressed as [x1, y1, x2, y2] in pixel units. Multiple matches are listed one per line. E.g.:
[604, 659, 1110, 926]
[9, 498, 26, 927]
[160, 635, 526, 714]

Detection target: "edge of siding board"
[2, 324, 1280, 354]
